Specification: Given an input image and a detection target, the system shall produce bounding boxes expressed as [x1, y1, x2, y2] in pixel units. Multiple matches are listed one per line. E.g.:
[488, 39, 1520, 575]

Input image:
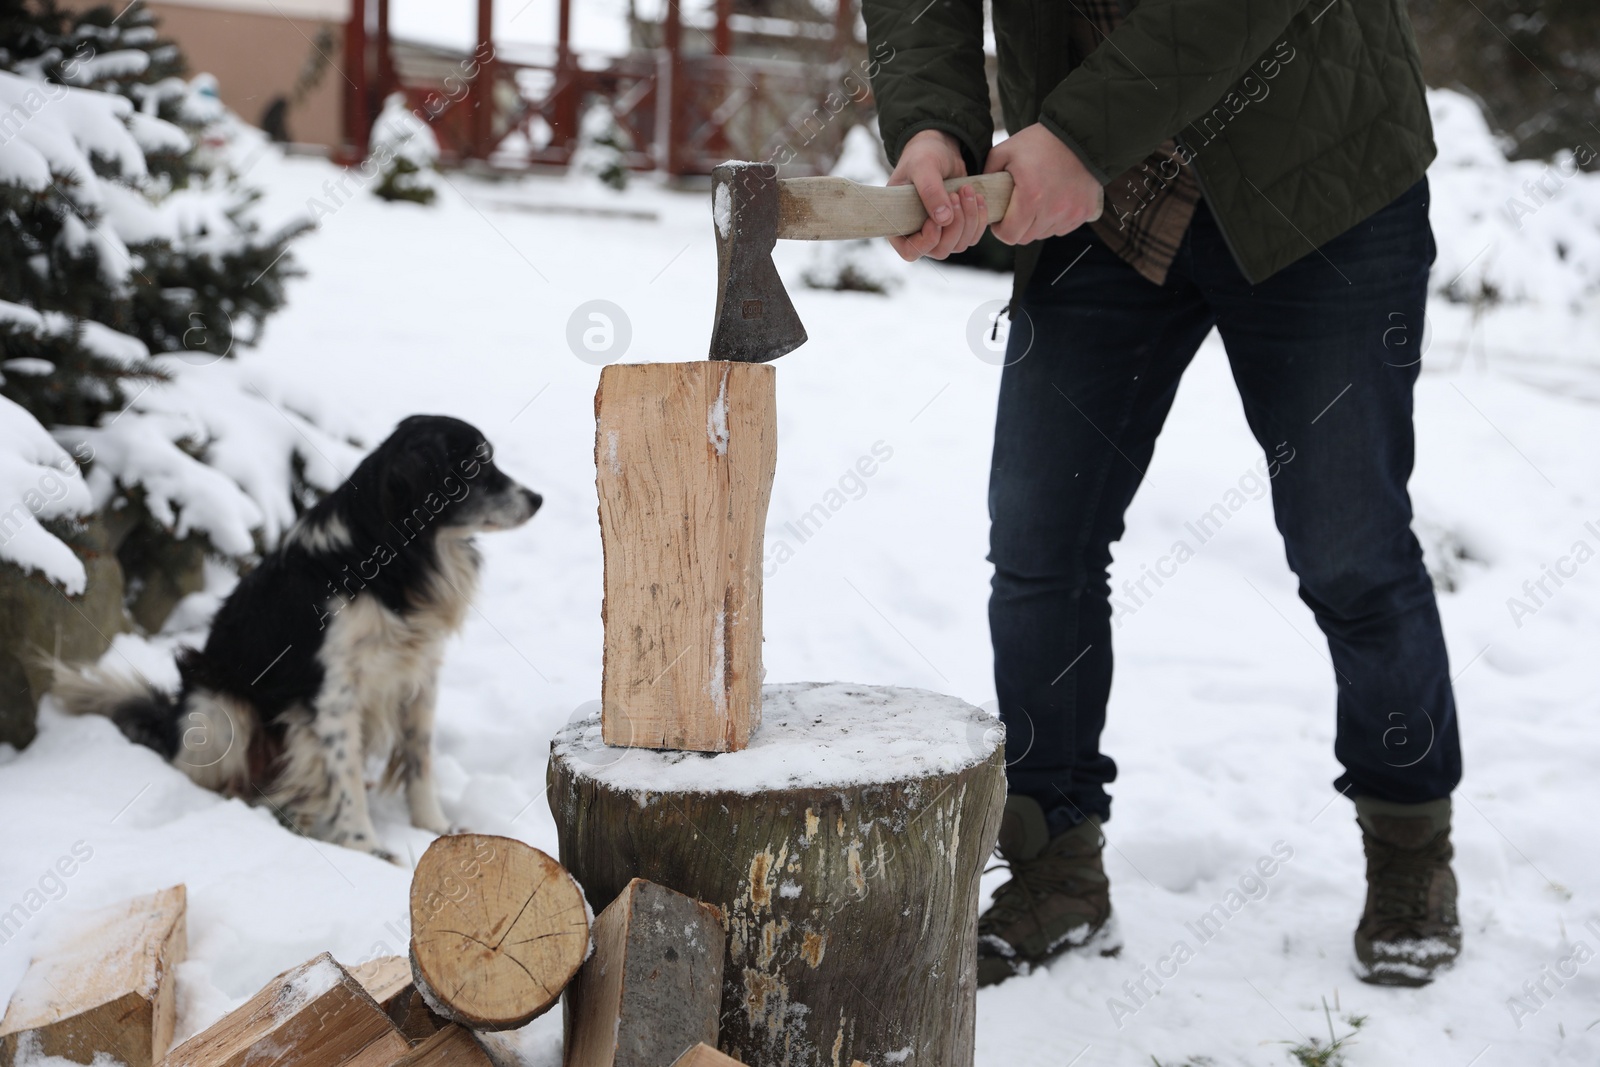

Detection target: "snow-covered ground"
[4, 92, 1600, 1065]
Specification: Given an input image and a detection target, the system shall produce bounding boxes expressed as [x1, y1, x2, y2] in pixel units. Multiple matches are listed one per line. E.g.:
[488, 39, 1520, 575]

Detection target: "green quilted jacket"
[861, 0, 1437, 285]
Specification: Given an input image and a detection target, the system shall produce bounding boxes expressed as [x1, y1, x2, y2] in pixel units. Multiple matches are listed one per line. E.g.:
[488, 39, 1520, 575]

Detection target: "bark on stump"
[548, 682, 1006, 1067]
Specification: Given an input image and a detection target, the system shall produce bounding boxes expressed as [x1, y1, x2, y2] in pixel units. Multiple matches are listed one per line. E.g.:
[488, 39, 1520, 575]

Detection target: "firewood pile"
[0, 838, 849, 1067]
[1, 353, 1001, 1067]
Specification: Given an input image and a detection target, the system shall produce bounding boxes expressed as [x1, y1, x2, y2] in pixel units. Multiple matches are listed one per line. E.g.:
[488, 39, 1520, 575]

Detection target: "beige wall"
[145, 2, 346, 148]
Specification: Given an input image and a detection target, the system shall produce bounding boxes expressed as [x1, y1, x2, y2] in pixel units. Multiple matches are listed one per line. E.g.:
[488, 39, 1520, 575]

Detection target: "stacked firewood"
[0, 836, 842, 1067]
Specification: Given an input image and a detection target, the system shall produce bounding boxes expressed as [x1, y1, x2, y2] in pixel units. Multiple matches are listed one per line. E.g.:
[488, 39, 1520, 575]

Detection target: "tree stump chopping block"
[548, 682, 1006, 1067]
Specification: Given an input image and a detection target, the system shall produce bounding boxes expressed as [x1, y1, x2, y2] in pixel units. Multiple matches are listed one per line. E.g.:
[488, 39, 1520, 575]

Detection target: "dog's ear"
[378, 432, 453, 521]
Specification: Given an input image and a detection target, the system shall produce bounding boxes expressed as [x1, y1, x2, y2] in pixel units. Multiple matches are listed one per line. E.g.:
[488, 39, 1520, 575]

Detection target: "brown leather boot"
[1354, 796, 1461, 986]
[977, 795, 1113, 987]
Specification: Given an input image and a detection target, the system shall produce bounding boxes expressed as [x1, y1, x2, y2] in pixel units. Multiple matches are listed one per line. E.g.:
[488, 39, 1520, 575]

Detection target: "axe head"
[709, 161, 807, 363]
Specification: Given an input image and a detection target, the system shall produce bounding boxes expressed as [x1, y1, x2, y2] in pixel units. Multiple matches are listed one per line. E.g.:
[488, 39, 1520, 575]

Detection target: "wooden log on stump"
[0, 885, 186, 1067]
[594, 361, 777, 753]
[162, 952, 407, 1067]
[549, 682, 1006, 1067]
[409, 834, 591, 1031]
[563, 878, 725, 1067]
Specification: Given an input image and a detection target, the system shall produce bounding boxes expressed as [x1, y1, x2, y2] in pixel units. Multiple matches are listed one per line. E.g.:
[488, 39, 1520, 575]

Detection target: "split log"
[550, 682, 1006, 1067]
[0, 884, 186, 1067]
[563, 879, 724, 1067]
[409, 834, 591, 1031]
[348, 957, 447, 1042]
[667, 1045, 740, 1067]
[349, 956, 413, 1015]
[594, 361, 777, 752]
[390, 1026, 492, 1067]
[162, 952, 407, 1067]
[389, 992, 450, 1043]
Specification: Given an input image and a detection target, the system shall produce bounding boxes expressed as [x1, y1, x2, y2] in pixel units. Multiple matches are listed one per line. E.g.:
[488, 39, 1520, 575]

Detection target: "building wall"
[145, 0, 347, 148]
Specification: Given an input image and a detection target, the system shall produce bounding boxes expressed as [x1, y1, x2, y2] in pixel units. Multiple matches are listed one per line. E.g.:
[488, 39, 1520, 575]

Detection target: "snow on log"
[408, 834, 591, 1031]
[549, 682, 1007, 1067]
[562, 879, 725, 1067]
[594, 361, 777, 753]
[161, 952, 407, 1067]
[0, 884, 186, 1067]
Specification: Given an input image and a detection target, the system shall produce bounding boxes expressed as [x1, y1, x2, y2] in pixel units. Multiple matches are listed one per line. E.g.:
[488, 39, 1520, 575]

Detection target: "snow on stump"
[549, 683, 1006, 1067]
[563, 878, 725, 1067]
[0, 884, 186, 1067]
[408, 834, 591, 1031]
[162, 952, 407, 1067]
[595, 361, 777, 753]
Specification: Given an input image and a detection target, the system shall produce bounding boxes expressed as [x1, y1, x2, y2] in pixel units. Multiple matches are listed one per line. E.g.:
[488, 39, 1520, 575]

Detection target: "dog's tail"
[49, 660, 185, 759]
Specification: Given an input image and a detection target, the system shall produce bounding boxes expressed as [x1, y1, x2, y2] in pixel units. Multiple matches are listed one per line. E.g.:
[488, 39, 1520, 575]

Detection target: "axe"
[710, 161, 1028, 364]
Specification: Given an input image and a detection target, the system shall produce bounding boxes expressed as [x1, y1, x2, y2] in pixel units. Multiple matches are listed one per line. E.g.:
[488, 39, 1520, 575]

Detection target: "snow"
[706, 369, 729, 455]
[369, 92, 440, 170]
[0, 395, 95, 590]
[554, 682, 999, 796]
[712, 181, 731, 239]
[2, 74, 353, 571]
[3, 88, 1600, 1065]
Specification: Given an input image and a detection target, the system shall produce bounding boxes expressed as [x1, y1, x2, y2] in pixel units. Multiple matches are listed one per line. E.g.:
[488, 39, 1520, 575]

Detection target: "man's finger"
[992, 199, 1035, 246]
[891, 218, 939, 262]
[931, 198, 966, 259]
[959, 190, 987, 251]
[911, 167, 955, 227]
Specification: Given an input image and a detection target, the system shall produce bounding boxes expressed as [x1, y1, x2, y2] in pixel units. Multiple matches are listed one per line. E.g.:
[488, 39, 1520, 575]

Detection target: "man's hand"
[886, 129, 990, 262]
[984, 124, 1102, 245]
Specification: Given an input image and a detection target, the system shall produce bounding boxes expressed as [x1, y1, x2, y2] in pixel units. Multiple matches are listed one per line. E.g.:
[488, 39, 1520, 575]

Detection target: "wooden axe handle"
[773, 173, 1101, 241]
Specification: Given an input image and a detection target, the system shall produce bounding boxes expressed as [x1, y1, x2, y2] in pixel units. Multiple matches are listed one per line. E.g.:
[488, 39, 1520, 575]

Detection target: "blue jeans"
[989, 179, 1460, 829]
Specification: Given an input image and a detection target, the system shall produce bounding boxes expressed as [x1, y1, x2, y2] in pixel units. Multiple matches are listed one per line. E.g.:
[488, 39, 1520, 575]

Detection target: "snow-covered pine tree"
[369, 91, 439, 204]
[0, 0, 352, 745]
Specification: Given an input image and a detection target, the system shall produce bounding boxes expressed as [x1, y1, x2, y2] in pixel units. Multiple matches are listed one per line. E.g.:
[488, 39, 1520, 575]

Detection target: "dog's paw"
[409, 813, 453, 835]
[370, 847, 402, 866]
[445, 823, 474, 837]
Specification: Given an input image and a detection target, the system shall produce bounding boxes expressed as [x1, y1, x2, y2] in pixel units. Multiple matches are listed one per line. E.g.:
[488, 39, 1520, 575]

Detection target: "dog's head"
[370, 415, 541, 537]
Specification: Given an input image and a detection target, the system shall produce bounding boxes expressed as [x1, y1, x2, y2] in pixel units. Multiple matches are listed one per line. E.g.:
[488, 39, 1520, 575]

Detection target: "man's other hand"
[985, 124, 1102, 246]
[886, 129, 990, 262]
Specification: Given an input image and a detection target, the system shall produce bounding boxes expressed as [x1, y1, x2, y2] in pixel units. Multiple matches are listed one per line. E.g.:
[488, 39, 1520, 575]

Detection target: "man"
[861, 0, 1463, 987]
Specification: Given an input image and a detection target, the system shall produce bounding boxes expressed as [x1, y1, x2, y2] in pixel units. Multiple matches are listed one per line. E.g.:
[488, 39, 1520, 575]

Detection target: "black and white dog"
[54, 415, 540, 860]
